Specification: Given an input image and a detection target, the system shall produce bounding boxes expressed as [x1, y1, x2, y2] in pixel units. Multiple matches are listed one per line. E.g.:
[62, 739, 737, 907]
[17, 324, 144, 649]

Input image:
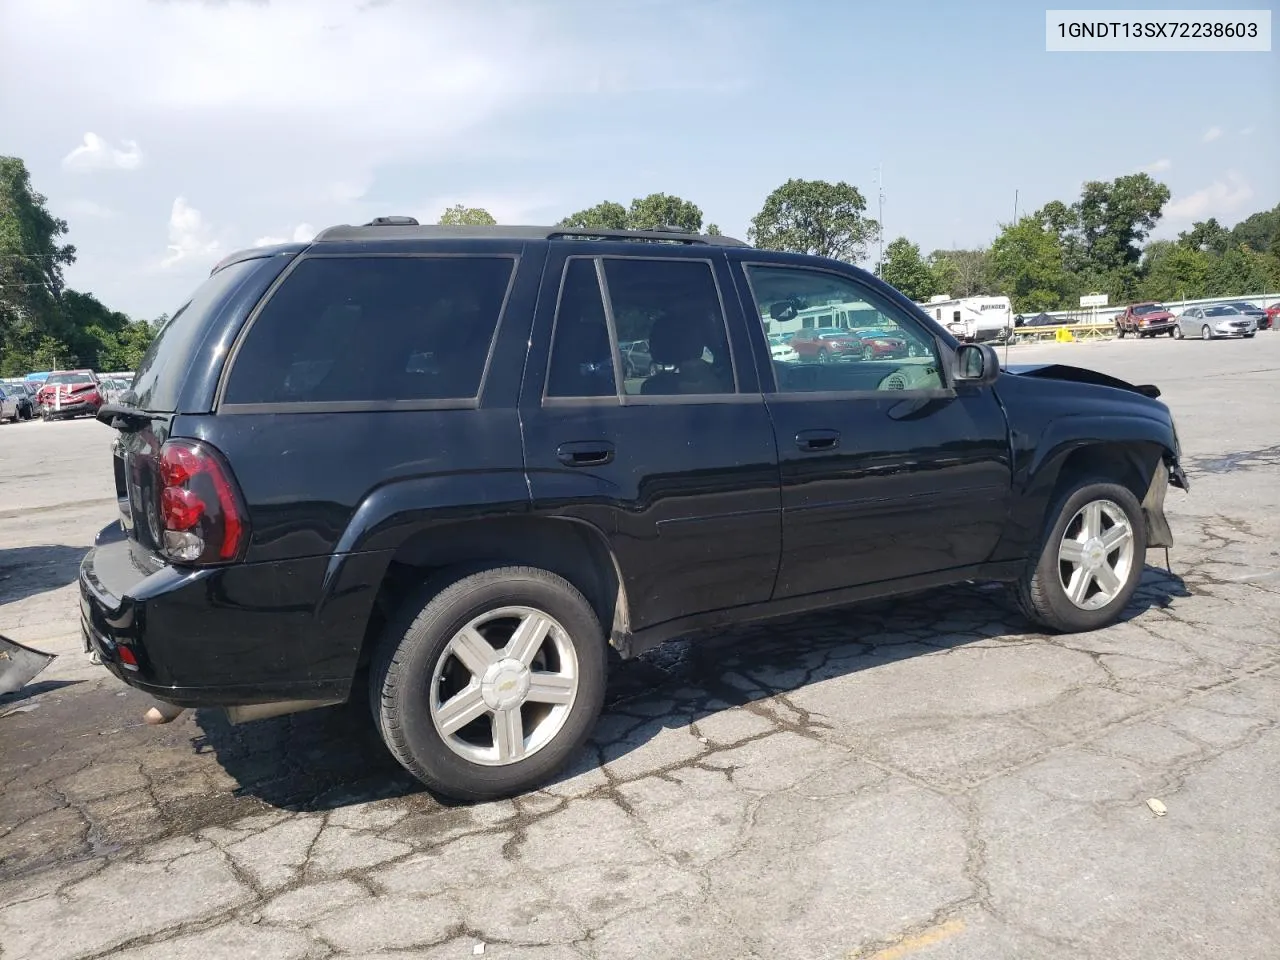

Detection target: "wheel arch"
[354, 515, 631, 673]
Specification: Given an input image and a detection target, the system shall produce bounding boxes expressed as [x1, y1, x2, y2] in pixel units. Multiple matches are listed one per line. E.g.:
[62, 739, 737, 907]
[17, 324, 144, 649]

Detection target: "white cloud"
[1140, 158, 1172, 174]
[61, 132, 143, 172]
[1201, 126, 1223, 143]
[252, 223, 316, 247]
[161, 197, 222, 268]
[1240, 126, 1255, 136]
[1165, 172, 1254, 221]
[64, 198, 117, 219]
[414, 191, 562, 227]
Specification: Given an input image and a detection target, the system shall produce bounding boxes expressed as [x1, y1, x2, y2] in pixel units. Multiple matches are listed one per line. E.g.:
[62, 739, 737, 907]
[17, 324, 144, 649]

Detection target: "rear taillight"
[156, 439, 248, 565]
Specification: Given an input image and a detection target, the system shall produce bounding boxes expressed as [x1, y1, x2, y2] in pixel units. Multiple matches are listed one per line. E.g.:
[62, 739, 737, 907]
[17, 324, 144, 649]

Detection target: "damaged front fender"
[1142, 459, 1184, 549]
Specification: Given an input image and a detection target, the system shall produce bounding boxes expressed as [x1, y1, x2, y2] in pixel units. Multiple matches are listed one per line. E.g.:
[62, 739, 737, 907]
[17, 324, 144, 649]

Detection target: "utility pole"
[876, 163, 885, 277]
[1013, 189, 1019, 224]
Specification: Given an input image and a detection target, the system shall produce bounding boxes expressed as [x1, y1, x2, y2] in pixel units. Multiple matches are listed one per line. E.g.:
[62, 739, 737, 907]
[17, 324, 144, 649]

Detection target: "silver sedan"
[1173, 304, 1257, 340]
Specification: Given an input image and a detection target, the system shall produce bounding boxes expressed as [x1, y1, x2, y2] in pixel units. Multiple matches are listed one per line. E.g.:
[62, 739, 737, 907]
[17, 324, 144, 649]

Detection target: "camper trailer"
[916, 295, 1013, 343]
[761, 298, 885, 339]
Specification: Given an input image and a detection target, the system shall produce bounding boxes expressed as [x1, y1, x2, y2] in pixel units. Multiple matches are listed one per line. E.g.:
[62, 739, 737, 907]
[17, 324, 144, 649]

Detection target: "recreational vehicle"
[916, 295, 1013, 343]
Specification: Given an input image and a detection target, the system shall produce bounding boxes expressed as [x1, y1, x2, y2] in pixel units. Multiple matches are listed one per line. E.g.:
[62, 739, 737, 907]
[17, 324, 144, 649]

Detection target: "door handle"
[556, 441, 615, 467]
[795, 429, 840, 452]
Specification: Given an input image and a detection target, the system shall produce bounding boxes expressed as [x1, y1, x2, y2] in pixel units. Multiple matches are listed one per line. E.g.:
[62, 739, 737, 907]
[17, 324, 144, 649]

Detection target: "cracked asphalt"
[2, 334, 1278, 960]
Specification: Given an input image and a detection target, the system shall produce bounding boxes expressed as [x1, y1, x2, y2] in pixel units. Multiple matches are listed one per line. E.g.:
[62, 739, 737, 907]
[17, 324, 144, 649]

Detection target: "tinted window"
[129, 258, 265, 412]
[545, 259, 617, 398]
[744, 265, 943, 393]
[223, 256, 513, 405]
[603, 258, 734, 396]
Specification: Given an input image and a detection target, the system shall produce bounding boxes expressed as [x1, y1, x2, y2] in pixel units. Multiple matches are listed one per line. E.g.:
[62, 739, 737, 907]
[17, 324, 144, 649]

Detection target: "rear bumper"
[78, 530, 385, 708]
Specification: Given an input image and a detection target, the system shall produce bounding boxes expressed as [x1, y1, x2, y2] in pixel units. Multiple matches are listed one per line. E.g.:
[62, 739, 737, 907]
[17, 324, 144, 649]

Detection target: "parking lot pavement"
[2, 334, 1278, 960]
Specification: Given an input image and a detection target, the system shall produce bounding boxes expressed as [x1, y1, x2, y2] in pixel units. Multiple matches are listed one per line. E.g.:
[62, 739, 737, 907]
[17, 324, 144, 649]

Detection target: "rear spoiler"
[96, 403, 164, 431]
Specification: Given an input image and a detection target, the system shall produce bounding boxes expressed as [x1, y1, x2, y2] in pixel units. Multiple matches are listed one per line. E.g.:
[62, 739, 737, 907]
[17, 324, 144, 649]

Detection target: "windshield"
[1206, 306, 1238, 316]
[1227, 302, 1257, 310]
[1132, 303, 1164, 315]
[44, 372, 93, 385]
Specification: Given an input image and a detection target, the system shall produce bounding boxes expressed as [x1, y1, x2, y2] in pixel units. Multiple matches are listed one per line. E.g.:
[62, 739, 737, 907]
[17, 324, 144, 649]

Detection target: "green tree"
[558, 201, 628, 231]
[1206, 245, 1280, 297]
[1071, 173, 1171, 275]
[438, 204, 496, 226]
[705, 223, 722, 236]
[626, 192, 703, 232]
[926, 248, 991, 297]
[987, 215, 1072, 312]
[1139, 240, 1212, 301]
[1177, 218, 1231, 255]
[1227, 203, 1280, 254]
[748, 178, 879, 262]
[0, 157, 77, 363]
[880, 237, 937, 301]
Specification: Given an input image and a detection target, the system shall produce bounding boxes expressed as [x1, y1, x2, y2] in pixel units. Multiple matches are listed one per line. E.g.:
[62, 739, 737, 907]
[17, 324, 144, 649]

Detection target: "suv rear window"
[222, 256, 514, 406]
[130, 258, 265, 413]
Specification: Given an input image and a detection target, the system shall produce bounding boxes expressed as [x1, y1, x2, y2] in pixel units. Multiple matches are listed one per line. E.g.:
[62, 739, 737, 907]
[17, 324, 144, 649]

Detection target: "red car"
[1116, 302, 1177, 338]
[36, 369, 102, 421]
[790, 330, 909, 362]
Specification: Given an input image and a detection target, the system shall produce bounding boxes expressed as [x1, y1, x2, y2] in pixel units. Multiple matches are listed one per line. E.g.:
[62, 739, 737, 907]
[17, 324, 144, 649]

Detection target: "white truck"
[917, 295, 1014, 344]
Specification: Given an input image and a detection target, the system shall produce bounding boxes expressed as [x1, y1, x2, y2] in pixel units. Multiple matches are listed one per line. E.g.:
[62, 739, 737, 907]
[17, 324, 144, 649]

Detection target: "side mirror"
[954, 343, 1000, 386]
[769, 300, 797, 322]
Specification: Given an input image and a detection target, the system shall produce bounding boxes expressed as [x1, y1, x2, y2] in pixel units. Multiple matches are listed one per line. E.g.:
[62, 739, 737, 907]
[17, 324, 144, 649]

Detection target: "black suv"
[82, 221, 1189, 800]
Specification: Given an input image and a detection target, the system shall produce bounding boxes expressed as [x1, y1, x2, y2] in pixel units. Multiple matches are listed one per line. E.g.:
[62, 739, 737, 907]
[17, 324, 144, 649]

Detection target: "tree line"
[5, 155, 1277, 380]
[0, 157, 158, 376]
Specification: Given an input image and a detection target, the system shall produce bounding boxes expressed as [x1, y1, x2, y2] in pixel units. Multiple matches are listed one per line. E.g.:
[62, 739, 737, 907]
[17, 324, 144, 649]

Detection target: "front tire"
[1015, 480, 1147, 633]
[369, 565, 607, 801]
[1173, 325, 1183, 340]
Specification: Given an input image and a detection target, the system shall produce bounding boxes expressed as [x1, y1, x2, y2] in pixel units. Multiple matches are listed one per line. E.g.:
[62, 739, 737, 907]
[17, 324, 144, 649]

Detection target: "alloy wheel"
[1057, 499, 1135, 611]
[429, 606, 579, 766]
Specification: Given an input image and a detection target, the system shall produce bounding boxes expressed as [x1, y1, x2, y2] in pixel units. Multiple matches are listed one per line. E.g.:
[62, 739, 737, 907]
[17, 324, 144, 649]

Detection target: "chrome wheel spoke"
[1081, 501, 1103, 540]
[1067, 567, 1094, 606]
[1059, 538, 1086, 564]
[1100, 524, 1131, 553]
[494, 707, 525, 762]
[451, 627, 498, 677]
[505, 613, 552, 666]
[1093, 561, 1122, 596]
[434, 685, 489, 735]
[526, 671, 575, 705]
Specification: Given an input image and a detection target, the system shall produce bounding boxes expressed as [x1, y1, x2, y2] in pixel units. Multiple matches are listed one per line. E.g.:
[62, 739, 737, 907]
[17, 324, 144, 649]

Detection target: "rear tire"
[1015, 479, 1147, 633]
[369, 565, 607, 802]
[1201, 325, 1212, 341]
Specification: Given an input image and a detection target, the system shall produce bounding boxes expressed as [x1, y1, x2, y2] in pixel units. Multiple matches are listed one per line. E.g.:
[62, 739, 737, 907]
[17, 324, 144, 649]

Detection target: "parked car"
[618, 339, 657, 378]
[1173, 304, 1257, 340]
[767, 333, 799, 363]
[1265, 303, 1280, 330]
[789, 329, 862, 362]
[1221, 300, 1270, 331]
[0, 385, 21, 423]
[1115, 302, 1177, 338]
[36, 369, 102, 420]
[1, 379, 36, 420]
[82, 220, 1188, 801]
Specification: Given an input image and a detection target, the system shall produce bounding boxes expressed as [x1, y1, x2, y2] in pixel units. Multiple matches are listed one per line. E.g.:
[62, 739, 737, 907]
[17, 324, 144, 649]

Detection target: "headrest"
[649, 313, 706, 365]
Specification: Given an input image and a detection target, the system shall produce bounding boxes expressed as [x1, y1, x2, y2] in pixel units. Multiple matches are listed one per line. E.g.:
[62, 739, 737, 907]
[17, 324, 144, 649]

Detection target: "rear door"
[728, 254, 1013, 599]
[519, 243, 781, 632]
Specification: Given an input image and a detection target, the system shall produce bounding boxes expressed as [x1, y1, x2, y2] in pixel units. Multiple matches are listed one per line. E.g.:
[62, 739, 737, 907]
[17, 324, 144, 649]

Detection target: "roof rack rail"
[364, 215, 420, 226]
[310, 223, 750, 247]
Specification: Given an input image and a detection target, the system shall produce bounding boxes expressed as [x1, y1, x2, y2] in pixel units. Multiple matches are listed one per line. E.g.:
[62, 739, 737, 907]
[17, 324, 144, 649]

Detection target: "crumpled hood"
[1003, 363, 1162, 399]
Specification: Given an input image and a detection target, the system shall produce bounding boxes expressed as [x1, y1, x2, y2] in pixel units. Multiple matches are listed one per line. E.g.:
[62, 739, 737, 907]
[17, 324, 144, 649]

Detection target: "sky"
[1, 0, 1277, 320]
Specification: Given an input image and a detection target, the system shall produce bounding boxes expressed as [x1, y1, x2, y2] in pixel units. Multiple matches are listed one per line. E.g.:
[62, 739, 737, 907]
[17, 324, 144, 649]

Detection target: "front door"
[730, 257, 1012, 599]
[519, 245, 781, 631]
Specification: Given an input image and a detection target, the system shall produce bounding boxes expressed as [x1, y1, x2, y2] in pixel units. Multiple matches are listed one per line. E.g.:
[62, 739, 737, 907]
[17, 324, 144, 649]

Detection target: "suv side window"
[545, 258, 617, 398]
[222, 256, 514, 406]
[544, 256, 736, 399]
[743, 264, 944, 394]
[602, 257, 734, 397]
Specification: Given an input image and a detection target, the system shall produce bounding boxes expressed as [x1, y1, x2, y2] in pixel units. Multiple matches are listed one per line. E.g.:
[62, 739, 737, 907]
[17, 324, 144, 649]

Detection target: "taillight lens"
[156, 440, 248, 565]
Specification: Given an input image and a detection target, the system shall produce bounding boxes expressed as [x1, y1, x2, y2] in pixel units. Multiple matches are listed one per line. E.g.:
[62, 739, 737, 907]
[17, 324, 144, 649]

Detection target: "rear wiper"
[96, 403, 162, 430]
